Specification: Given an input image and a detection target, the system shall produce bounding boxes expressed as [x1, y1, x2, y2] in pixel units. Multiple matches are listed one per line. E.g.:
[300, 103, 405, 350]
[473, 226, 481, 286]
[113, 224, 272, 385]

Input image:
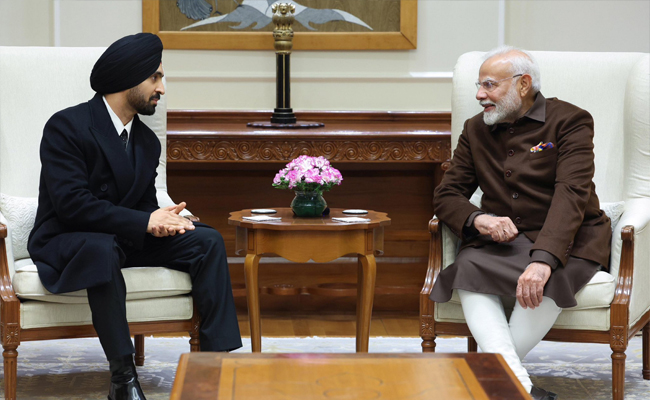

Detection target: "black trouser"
[86, 224, 242, 360]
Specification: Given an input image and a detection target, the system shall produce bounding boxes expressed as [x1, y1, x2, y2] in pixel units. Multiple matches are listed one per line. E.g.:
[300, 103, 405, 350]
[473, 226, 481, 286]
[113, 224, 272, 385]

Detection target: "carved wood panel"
[168, 139, 450, 162]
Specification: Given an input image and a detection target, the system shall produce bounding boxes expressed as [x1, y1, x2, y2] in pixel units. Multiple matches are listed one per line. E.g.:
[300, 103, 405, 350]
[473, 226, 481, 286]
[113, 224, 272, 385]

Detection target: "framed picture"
[142, 0, 417, 50]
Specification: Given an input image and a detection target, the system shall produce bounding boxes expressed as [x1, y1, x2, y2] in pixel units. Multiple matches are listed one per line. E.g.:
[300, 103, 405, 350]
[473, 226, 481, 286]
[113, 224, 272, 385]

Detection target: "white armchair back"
[0, 46, 170, 196]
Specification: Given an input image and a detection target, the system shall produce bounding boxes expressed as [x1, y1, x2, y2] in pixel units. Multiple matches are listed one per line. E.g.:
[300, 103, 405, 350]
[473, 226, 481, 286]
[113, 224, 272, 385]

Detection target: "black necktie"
[120, 129, 128, 150]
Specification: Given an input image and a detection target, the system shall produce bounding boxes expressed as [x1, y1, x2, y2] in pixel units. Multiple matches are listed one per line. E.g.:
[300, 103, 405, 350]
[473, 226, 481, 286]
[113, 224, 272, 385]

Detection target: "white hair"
[483, 45, 541, 94]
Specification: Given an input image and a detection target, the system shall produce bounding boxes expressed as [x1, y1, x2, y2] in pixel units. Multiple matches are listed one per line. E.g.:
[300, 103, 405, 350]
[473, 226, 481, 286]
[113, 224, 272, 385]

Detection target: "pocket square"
[530, 141, 554, 153]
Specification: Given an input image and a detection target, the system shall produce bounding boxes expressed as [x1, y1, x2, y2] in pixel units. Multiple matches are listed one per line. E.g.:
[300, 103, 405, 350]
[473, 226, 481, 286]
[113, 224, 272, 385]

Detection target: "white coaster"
[242, 216, 281, 222]
[251, 209, 277, 214]
[342, 209, 368, 215]
[332, 217, 371, 223]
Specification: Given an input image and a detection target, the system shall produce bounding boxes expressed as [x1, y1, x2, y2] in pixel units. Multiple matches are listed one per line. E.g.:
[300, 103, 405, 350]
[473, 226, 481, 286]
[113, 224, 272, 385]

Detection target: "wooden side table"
[228, 208, 390, 352]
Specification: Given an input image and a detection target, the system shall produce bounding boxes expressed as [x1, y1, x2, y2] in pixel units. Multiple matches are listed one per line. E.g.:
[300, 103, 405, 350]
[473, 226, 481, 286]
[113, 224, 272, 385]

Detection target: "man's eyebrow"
[152, 71, 164, 78]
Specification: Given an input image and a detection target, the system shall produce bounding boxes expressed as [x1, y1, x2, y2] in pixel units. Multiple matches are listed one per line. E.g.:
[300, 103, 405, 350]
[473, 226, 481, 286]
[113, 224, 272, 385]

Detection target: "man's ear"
[519, 74, 533, 97]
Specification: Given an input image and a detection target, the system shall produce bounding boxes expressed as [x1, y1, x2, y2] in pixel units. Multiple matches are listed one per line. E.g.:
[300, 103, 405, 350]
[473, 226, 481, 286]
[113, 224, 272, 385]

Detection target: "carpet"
[0, 336, 647, 399]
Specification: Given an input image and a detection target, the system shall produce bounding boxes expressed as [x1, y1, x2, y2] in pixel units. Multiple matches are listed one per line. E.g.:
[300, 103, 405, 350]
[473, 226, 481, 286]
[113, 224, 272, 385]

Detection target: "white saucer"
[342, 209, 368, 215]
[251, 209, 277, 214]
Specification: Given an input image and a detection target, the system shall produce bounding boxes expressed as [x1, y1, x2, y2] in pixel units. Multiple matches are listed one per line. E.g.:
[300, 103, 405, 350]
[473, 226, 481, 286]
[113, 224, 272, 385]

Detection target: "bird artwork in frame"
[176, 0, 373, 32]
[142, 0, 417, 50]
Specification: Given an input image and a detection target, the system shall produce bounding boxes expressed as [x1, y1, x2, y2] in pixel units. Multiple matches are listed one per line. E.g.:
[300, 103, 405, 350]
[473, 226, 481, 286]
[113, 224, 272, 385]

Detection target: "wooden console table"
[166, 111, 451, 313]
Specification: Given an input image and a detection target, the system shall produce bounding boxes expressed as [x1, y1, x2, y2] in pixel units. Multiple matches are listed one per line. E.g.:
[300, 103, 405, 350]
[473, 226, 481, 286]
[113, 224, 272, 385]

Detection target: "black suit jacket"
[28, 93, 161, 293]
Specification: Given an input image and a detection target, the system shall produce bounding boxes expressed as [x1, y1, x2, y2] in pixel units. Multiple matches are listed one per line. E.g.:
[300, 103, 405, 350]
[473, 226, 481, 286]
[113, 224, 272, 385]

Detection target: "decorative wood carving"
[611, 327, 627, 349]
[168, 139, 451, 163]
[1, 323, 19, 346]
[420, 315, 435, 337]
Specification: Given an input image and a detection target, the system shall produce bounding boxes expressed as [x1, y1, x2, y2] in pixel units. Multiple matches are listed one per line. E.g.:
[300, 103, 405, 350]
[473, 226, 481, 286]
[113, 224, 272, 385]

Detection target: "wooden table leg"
[356, 254, 376, 352]
[244, 253, 262, 352]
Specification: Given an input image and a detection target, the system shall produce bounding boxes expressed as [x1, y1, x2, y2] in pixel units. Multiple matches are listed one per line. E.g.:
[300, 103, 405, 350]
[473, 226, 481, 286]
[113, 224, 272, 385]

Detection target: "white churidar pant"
[457, 289, 562, 393]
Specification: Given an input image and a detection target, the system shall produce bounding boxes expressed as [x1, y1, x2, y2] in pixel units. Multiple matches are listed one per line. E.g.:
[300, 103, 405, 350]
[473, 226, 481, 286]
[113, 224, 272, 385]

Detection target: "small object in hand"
[251, 209, 277, 214]
[342, 209, 368, 215]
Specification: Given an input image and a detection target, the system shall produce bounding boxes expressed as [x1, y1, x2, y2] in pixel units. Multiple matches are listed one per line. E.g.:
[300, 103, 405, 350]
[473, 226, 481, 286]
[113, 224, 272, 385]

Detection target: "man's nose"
[157, 82, 165, 96]
[476, 87, 487, 101]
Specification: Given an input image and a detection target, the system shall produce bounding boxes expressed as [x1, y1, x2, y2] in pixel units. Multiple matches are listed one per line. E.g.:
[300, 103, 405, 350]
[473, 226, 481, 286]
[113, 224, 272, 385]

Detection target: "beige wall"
[1, 0, 648, 111]
[0, 0, 53, 46]
[507, 1, 650, 52]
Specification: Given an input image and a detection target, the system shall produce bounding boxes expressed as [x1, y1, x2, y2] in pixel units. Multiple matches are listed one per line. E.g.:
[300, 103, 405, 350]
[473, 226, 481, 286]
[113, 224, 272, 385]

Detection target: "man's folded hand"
[147, 202, 195, 237]
[473, 214, 519, 243]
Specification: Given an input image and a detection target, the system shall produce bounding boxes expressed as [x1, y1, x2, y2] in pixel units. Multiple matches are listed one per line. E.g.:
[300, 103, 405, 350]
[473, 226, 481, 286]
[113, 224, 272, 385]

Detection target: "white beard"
[481, 85, 522, 125]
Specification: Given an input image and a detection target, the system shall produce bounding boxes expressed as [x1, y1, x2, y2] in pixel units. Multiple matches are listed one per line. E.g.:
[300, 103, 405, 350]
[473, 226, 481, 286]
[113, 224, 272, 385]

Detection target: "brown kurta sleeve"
[530, 249, 560, 269]
[433, 120, 483, 239]
[529, 108, 596, 267]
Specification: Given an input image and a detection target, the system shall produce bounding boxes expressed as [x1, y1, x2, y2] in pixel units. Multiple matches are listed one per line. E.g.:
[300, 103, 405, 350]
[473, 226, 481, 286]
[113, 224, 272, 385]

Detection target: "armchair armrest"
[610, 198, 650, 336]
[420, 217, 442, 316]
[0, 222, 21, 343]
[612, 226, 634, 308]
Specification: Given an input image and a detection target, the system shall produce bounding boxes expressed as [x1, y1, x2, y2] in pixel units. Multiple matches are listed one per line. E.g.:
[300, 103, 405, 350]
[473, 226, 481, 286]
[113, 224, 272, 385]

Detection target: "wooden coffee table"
[228, 208, 390, 353]
[170, 352, 530, 400]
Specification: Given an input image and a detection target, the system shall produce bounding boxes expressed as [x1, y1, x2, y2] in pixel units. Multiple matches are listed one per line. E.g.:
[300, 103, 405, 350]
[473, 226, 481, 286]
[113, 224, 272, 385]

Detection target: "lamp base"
[270, 108, 297, 124]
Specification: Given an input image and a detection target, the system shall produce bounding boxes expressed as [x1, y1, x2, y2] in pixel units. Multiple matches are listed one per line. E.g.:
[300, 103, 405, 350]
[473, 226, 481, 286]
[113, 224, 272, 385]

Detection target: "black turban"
[90, 33, 163, 95]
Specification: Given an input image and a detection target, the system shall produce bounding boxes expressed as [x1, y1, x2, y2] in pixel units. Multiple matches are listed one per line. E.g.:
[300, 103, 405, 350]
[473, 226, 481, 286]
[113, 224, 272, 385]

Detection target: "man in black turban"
[28, 33, 242, 400]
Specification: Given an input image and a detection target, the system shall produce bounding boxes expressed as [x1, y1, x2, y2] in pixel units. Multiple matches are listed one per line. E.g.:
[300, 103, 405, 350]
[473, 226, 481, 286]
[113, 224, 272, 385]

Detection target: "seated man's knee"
[194, 227, 225, 252]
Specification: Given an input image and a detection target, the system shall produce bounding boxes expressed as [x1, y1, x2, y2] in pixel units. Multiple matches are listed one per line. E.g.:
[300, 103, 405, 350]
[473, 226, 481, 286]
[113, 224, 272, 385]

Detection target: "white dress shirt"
[102, 96, 133, 144]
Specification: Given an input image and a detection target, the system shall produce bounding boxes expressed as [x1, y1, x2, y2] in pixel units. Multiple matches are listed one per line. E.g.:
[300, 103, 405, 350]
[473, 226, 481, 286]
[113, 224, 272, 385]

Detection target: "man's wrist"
[526, 261, 552, 270]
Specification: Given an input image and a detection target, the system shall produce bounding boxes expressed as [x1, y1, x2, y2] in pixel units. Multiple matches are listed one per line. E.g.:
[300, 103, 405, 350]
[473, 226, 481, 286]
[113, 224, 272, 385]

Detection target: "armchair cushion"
[435, 301, 612, 331]
[20, 295, 194, 330]
[445, 270, 616, 310]
[0, 193, 37, 260]
[13, 259, 192, 304]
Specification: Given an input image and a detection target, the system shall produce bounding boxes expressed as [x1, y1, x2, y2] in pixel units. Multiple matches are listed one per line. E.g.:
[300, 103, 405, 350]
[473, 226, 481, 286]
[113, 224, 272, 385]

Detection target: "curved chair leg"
[643, 322, 650, 380]
[421, 336, 436, 353]
[134, 334, 145, 366]
[468, 336, 478, 352]
[611, 348, 626, 400]
[3, 343, 18, 400]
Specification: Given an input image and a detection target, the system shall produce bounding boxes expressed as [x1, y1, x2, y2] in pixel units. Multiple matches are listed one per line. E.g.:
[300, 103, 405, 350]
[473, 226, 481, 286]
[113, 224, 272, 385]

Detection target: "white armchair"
[0, 47, 199, 399]
[420, 51, 650, 400]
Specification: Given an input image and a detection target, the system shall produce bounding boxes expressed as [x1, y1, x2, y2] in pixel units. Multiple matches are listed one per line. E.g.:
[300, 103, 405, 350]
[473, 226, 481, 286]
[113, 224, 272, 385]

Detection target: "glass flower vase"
[291, 190, 327, 217]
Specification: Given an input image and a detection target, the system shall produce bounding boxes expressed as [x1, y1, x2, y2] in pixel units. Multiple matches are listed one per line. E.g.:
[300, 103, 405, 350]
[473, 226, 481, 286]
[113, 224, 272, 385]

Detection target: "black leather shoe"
[530, 386, 558, 400]
[107, 354, 147, 400]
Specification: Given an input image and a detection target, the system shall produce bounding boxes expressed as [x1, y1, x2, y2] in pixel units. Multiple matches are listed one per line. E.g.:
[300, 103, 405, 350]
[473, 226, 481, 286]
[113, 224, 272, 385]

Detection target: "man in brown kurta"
[430, 46, 611, 400]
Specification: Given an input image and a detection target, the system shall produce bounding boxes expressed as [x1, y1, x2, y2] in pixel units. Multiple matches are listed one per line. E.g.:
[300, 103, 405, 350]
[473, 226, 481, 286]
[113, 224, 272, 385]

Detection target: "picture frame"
[142, 0, 417, 50]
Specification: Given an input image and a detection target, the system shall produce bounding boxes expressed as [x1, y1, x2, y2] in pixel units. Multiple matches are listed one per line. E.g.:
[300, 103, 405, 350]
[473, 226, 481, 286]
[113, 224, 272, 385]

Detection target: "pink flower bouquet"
[273, 155, 343, 193]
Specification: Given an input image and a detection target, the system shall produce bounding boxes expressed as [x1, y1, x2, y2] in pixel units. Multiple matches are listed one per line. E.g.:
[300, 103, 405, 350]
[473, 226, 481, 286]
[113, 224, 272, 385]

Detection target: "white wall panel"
[1, 0, 648, 111]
